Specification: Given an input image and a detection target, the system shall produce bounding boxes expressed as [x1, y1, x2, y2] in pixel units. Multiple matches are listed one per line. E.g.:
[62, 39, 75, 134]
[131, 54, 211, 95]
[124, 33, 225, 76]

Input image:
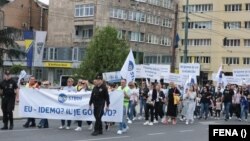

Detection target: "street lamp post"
[183, 0, 189, 63]
[136, 1, 140, 64]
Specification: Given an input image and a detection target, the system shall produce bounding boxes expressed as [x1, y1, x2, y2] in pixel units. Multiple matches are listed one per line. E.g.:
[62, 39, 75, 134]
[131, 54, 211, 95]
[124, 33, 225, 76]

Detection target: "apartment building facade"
[177, 0, 250, 84]
[44, 0, 176, 83]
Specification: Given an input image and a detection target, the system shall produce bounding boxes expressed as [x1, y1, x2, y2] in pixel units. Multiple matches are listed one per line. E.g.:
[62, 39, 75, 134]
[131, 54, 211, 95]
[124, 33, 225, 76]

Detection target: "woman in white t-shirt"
[127, 82, 139, 124]
[184, 86, 197, 124]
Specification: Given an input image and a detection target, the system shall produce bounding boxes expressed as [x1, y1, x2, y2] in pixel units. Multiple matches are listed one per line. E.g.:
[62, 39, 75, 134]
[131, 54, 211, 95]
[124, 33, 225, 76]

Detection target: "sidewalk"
[0, 104, 21, 119]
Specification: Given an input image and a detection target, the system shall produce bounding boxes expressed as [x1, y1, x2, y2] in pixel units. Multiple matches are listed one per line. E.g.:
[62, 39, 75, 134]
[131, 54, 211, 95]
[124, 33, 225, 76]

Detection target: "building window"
[160, 37, 171, 46]
[246, 3, 250, 11]
[75, 4, 94, 17]
[223, 57, 239, 65]
[183, 4, 213, 13]
[223, 39, 240, 47]
[43, 48, 48, 60]
[49, 48, 54, 60]
[128, 11, 146, 22]
[162, 19, 172, 28]
[128, 31, 144, 42]
[75, 26, 93, 39]
[147, 15, 160, 25]
[243, 57, 250, 65]
[78, 48, 85, 61]
[144, 56, 157, 64]
[201, 56, 211, 63]
[148, 0, 160, 6]
[146, 34, 159, 44]
[118, 30, 126, 40]
[225, 4, 242, 12]
[182, 21, 212, 29]
[35, 68, 42, 81]
[224, 22, 241, 29]
[135, 0, 146, 2]
[245, 21, 250, 29]
[72, 48, 78, 61]
[109, 8, 127, 20]
[181, 39, 211, 46]
[162, 0, 173, 9]
[244, 39, 250, 47]
[162, 56, 172, 64]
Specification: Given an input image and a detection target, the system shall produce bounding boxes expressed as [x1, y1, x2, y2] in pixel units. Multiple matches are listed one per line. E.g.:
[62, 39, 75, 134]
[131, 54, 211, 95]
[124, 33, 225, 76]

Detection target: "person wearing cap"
[0, 71, 18, 130]
[89, 73, 110, 136]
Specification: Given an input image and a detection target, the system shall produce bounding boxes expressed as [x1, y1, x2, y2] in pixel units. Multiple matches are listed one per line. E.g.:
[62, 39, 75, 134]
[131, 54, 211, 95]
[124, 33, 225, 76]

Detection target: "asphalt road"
[0, 117, 249, 141]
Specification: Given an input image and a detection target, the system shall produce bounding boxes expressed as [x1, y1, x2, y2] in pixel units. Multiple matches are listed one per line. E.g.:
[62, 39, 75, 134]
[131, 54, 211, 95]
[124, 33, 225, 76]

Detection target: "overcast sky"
[39, 0, 49, 5]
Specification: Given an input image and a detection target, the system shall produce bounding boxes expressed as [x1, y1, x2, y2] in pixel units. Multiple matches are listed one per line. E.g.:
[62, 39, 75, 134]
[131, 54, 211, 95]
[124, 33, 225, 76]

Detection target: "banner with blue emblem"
[19, 88, 123, 122]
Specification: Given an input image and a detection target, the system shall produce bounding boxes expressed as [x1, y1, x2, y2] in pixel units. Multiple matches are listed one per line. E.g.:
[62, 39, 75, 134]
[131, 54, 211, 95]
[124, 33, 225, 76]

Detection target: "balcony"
[73, 25, 93, 43]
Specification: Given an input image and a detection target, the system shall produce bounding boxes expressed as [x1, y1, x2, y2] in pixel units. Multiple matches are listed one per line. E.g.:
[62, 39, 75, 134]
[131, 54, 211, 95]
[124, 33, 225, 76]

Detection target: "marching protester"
[234, 86, 242, 121]
[184, 86, 196, 124]
[0, 71, 18, 130]
[75, 79, 93, 131]
[199, 86, 211, 120]
[222, 85, 234, 121]
[143, 83, 156, 126]
[165, 82, 180, 125]
[127, 82, 139, 124]
[116, 79, 130, 135]
[37, 81, 51, 128]
[154, 83, 165, 123]
[59, 78, 76, 130]
[89, 73, 110, 136]
[23, 76, 39, 128]
[138, 80, 149, 120]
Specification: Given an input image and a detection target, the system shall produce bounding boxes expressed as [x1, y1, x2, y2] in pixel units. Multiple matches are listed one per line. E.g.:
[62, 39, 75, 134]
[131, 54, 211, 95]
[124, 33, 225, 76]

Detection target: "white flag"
[120, 49, 136, 84]
[33, 31, 47, 67]
[17, 70, 27, 86]
[215, 65, 223, 83]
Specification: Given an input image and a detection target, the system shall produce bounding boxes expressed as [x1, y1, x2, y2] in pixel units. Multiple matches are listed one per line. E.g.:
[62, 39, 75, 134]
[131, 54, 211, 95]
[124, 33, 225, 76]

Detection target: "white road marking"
[179, 130, 194, 133]
[0, 128, 53, 133]
[74, 136, 130, 141]
[148, 132, 165, 136]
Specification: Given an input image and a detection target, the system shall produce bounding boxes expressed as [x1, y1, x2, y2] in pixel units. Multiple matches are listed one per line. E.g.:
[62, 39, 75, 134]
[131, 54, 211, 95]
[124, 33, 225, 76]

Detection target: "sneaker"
[88, 124, 93, 130]
[185, 121, 189, 125]
[229, 117, 232, 120]
[75, 127, 82, 131]
[58, 126, 65, 129]
[161, 118, 166, 123]
[148, 122, 153, 126]
[66, 126, 70, 130]
[138, 116, 143, 120]
[172, 119, 177, 125]
[190, 120, 194, 124]
[133, 117, 137, 121]
[122, 126, 129, 133]
[128, 120, 132, 124]
[117, 130, 123, 135]
[238, 118, 242, 121]
[245, 119, 248, 122]
[153, 120, 158, 124]
[168, 118, 172, 123]
[143, 121, 149, 125]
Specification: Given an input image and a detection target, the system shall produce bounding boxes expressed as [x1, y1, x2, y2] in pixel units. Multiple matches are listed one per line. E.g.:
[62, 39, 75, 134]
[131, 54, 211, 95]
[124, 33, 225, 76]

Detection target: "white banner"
[179, 63, 200, 76]
[33, 31, 47, 67]
[224, 76, 242, 85]
[164, 73, 183, 85]
[136, 65, 146, 78]
[233, 69, 250, 78]
[19, 88, 123, 122]
[150, 64, 170, 78]
[102, 71, 121, 82]
[143, 65, 161, 80]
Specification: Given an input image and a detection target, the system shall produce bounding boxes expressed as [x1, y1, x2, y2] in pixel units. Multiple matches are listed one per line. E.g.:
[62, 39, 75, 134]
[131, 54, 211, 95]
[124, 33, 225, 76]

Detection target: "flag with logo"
[33, 31, 47, 67]
[24, 31, 34, 67]
[120, 49, 136, 84]
[215, 65, 227, 87]
[184, 75, 197, 92]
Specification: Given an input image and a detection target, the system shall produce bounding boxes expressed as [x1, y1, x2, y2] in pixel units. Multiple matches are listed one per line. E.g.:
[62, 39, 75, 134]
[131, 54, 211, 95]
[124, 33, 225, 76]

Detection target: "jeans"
[128, 101, 136, 120]
[224, 102, 232, 120]
[119, 106, 127, 131]
[200, 103, 209, 118]
[241, 105, 248, 120]
[139, 98, 146, 116]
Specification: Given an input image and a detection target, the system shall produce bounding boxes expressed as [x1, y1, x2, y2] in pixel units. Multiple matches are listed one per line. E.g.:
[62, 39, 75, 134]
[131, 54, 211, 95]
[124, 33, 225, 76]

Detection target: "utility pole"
[183, 0, 189, 63]
[136, 1, 140, 64]
[171, 4, 178, 73]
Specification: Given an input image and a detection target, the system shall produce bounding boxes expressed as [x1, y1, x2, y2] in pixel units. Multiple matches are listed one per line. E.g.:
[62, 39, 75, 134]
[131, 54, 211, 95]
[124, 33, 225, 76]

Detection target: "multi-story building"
[0, 0, 48, 79]
[45, 0, 176, 83]
[177, 0, 250, 84]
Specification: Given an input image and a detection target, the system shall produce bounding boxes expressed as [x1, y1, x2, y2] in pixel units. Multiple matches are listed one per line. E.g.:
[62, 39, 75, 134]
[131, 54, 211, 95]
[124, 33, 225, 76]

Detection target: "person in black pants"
[89, 73, 110, 136]
[0, 71, 18, 130]
[143, 83, 156, 125]
[154, 84, 165, 122]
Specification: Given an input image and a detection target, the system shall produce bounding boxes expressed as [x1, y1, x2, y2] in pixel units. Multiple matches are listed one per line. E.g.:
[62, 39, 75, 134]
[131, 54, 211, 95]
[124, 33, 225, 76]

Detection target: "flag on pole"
[120, 49, 136, 84]
[184, 75, 197, 92]
[17, 70, 27, 86]
[215, 65, 223, 83]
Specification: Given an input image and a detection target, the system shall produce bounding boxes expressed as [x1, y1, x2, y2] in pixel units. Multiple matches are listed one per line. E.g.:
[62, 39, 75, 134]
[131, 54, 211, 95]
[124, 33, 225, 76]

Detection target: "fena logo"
[128, 61, 134, 71]
[58, 93, 67, 103]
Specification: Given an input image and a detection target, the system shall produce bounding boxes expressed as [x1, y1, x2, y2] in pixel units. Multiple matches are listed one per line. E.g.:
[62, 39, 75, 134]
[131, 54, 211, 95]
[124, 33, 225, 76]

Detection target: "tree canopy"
[0, 27, 26, 67]
[76, 26, 129, 80]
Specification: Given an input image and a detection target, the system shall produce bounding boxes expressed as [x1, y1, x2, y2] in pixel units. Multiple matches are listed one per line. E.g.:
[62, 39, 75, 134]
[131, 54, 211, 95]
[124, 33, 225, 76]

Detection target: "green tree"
[9, 64, 24, 74]
[0, 27, 26, 67]
[77, 26, 129, 80]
